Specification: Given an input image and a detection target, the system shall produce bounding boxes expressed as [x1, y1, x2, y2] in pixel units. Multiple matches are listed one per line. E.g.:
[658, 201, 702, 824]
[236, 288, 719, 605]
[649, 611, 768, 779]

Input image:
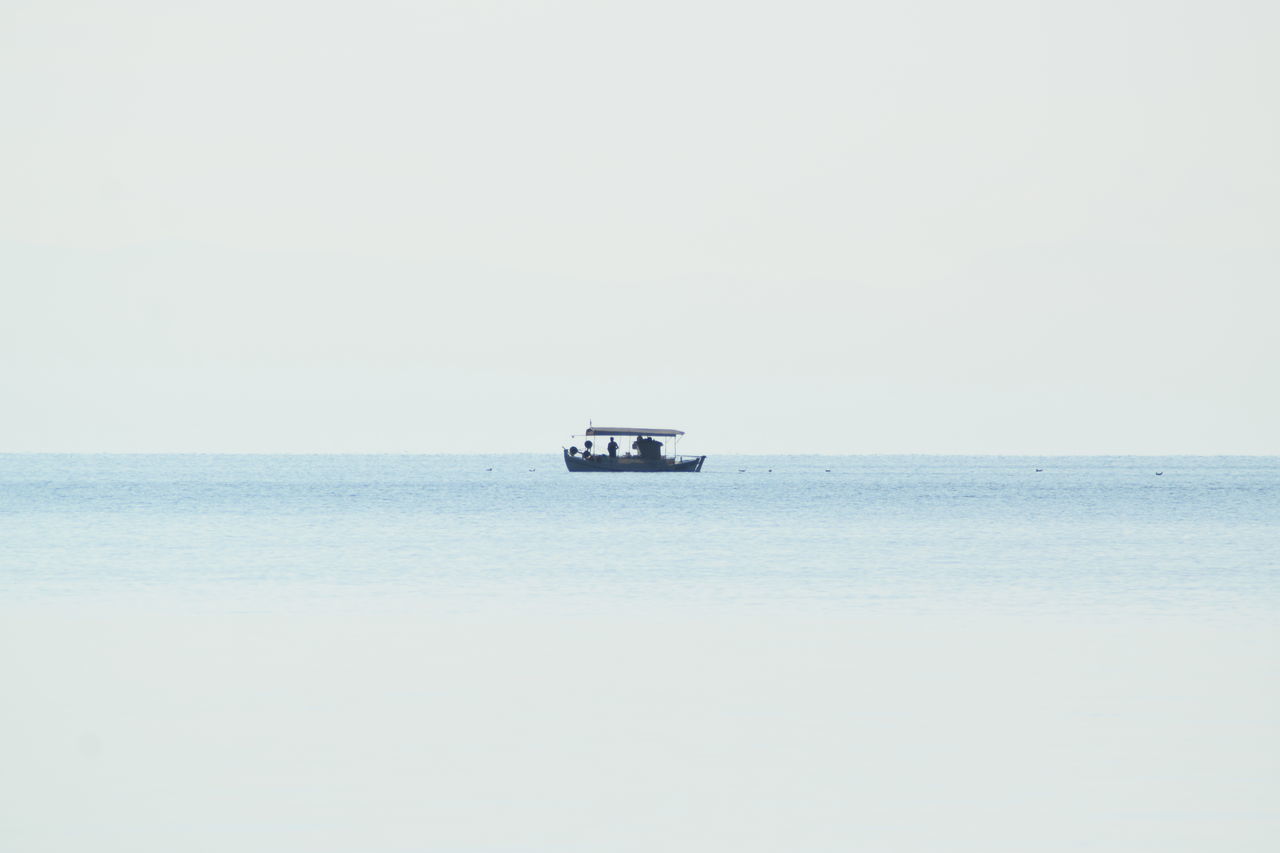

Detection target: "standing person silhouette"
[607, 437, 619, 458]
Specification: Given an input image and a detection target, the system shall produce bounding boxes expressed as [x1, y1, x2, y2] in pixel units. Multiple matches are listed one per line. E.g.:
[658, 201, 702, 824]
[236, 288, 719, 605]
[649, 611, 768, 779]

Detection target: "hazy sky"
[3, 0, 1276, 453]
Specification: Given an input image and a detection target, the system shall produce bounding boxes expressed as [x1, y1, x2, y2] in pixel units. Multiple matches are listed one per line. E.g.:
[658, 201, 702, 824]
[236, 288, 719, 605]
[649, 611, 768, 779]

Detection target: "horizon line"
[2, 450, 1277, 458]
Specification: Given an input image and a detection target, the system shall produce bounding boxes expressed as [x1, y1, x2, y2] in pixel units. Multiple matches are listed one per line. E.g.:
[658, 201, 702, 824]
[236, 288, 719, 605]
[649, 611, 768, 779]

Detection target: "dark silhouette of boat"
[564, 426, 706, 472]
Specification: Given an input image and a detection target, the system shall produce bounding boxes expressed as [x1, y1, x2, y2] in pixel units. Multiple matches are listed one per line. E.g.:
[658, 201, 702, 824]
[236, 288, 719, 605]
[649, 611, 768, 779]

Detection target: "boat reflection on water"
[563, 426, 706, 472]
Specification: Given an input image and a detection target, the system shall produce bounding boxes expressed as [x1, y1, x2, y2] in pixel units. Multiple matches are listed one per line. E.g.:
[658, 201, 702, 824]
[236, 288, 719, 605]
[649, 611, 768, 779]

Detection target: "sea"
[2, 454, 1277, 851]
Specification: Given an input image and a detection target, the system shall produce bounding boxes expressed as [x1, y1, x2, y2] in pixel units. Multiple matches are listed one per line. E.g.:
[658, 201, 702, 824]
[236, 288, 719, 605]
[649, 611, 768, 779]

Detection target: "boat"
[563, 426, 706, 472]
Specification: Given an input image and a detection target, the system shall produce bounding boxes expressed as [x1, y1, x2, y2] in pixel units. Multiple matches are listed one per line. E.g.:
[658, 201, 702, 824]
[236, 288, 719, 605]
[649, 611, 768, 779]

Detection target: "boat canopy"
[585, 426, 684, 437]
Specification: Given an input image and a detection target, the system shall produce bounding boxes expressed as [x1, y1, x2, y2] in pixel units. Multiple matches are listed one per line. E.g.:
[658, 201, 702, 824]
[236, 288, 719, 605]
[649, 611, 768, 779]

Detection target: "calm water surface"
[3, 454, 1276, 618]
[3, 454, 1278, 851]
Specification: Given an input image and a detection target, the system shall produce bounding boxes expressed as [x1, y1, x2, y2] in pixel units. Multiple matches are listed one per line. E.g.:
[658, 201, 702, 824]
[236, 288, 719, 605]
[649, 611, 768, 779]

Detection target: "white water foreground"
[2, 603, 1275, 851]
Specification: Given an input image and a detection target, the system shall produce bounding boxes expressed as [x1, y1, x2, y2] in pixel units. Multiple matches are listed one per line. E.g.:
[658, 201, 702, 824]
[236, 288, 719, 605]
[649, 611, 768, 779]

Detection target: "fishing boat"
[563, 426, 706, 472]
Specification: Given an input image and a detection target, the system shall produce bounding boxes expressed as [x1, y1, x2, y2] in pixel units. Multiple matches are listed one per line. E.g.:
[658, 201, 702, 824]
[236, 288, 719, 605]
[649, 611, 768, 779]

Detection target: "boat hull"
[563, 450, 705, 472]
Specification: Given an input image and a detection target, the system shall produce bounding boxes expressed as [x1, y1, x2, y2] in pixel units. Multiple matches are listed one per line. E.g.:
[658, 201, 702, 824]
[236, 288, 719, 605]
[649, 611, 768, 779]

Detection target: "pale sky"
[2, 0, 1276, 453]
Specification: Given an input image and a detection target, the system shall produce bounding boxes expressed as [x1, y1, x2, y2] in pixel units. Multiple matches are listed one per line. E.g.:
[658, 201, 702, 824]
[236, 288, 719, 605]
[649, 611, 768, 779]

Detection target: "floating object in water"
[1035, 468, 1044, 473]
[1155, 471, 1163, 476]
[563, 425, 706, 472]
[528, 468, 535, 472]
[739, 468, 747, 473]
[825, 469, 832, 473]
[485, 467, 493, 472]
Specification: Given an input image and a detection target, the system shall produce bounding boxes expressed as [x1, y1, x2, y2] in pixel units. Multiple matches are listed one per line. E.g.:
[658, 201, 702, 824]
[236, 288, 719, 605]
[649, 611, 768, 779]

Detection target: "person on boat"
[637, 436, 662, 460]
[607, 437, 619, 458]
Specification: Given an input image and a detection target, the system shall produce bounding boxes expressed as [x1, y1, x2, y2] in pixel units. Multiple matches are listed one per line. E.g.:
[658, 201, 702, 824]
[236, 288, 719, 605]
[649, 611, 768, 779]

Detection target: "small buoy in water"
[768, 469, 773, 472]
[485, 467, 492, 472]
[528, 468, 535, 472]
[1155, 471, 1163, 476]
[738, 468, 746, 473]
[1035, 468, 1043, 473]
[825, 468, 832, 473]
